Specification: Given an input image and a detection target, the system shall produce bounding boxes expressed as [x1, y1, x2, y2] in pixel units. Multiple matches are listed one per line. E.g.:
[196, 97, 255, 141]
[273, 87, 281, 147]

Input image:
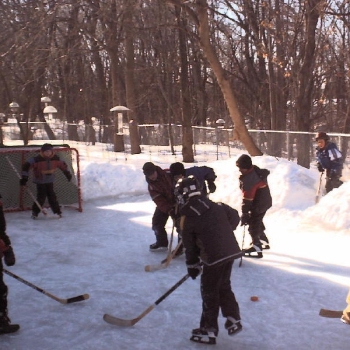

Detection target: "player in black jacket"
[0, 194, 19, 334]
[175, 176, 242, 345]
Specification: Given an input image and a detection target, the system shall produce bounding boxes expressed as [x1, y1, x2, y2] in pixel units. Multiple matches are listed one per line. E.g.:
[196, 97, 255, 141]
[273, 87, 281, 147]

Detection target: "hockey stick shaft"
[103, 273, 190, 326]
[5, 156, 47, 215]
[239, 226, 246, 267]
[315, 172, 324, 204]
[3, 269, 89, 304]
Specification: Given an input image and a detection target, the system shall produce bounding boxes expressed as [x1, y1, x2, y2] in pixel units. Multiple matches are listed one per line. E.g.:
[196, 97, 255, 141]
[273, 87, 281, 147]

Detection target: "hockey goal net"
[0, 146, 82, 213]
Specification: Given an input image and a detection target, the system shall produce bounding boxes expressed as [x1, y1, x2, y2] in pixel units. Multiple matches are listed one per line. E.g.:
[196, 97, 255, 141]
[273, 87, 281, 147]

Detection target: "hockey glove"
[207, 180, 216, 193]
[187, 263, 202, 280]
[317, 163, 324, 173]
[63, 171, 72, 182]
[240, 212, 251, 226]
[3, 246, 15, 266]
[20, 176, 28, 186]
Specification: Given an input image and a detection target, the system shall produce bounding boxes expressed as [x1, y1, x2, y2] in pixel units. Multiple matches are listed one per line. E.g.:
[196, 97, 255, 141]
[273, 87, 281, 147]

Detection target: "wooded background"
[0, 1, 349, 166]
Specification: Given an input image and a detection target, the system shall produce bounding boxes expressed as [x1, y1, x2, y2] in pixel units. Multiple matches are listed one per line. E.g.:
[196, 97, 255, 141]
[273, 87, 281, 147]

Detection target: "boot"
[0, 312, 20, 334]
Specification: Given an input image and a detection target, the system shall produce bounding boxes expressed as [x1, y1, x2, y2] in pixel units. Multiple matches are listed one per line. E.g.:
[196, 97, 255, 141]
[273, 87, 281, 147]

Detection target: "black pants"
[199, 259, 240, 334]
[32, 183, 61, 215]
[152, 208, 170, 245]
[248, 211, 269, 246]
[325, 176, 343, 193]
[0, 262, 8, 314]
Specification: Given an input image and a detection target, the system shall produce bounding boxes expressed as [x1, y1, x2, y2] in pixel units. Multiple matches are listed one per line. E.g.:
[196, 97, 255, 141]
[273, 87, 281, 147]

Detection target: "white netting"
[0, 146, 82, 212]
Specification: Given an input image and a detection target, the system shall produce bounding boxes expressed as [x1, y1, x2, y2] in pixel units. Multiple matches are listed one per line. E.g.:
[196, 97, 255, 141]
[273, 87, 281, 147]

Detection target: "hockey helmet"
[174, 175, 201, 204]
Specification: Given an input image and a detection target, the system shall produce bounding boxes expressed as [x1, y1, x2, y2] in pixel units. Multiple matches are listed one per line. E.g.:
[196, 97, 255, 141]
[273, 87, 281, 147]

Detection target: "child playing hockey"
[175, 175, 242, 345]
[20, 143, 72, 219]
[0, 194, 19, 334]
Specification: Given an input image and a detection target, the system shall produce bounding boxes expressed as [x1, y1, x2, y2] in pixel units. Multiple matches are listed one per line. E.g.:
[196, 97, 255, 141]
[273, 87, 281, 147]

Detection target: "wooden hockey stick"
[145, 240, 183, 272]
[319, 308, 343, 318]
[5, 156, 47, 215]
[103, 273, 190, 326]
[4, 269, 89, 304]
[315, 172, 324, 204]
[239, 226, 246, 267]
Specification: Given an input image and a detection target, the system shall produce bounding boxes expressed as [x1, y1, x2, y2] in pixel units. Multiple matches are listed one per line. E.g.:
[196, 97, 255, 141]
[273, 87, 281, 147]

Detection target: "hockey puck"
[250, 296, 259, 302]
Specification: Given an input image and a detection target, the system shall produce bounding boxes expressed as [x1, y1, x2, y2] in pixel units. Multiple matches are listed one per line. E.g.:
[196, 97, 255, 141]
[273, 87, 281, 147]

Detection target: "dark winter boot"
[190, 328, 216, 345]
[224, 316, 242, 336]
[0, 312, 20, 335]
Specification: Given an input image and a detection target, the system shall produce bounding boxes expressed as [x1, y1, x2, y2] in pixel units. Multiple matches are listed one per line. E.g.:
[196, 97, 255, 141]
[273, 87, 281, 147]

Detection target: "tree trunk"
[195, 0, 262, 156]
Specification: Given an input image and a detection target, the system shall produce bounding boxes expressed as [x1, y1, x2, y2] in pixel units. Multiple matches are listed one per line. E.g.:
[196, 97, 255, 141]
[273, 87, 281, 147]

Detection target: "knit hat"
[236, 154, 252, 169]
[142, 162, 157, 176]
[169, 162, 185, 177]
[315, 132, 329, 141]
[41, 143, 53, 152]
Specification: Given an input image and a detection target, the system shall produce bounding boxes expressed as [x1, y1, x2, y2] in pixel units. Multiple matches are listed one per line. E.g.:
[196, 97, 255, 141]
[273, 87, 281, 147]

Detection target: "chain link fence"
[1, 120, 349, 168]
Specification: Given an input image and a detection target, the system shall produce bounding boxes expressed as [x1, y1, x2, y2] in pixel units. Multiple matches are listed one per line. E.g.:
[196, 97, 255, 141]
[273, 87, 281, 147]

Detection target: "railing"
[1, 121, 349, 168]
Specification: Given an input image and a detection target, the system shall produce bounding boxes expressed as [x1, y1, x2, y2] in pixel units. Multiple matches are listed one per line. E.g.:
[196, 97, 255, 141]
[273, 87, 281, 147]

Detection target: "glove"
[3, 246, 15, 266]
[0, 239, 15, 266]
[20, 176, 28, 186]
[187, 263, 202, 280]
[207, 180, 216, 193]
[240, 212, 251, 226]
[317, 163, 324, 173]
[168, 207, 180, 221]
[63, 171, 72, 182]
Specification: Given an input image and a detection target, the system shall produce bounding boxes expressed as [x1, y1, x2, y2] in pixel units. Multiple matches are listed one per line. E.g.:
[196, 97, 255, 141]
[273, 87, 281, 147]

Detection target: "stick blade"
[103, 313, 136, 327]
[319, 309, 343, 318]
[144, 263, 168, 272]
[66, 293, 90, 304]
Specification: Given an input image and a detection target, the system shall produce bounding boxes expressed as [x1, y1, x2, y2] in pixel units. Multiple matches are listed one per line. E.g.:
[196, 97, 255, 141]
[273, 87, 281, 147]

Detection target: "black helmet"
[174, 175, 201, 204]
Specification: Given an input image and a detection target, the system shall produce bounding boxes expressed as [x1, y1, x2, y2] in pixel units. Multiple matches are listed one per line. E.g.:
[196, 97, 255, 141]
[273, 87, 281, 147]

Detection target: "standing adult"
[175, 176, 242, 345]
[20, 143, 72, 219]
[236, 154, 272, 258]
[0, 194, 19, 334]
[142, 162, 176, 251]
[315, 132, 343, 193]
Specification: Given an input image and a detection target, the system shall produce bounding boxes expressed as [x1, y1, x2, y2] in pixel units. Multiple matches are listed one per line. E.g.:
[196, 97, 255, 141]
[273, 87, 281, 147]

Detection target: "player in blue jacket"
[315, 132, 343, 193]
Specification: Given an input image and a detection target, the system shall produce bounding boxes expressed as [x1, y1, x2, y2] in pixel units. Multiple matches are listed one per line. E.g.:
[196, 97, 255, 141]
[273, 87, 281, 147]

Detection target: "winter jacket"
[316, 142, 343, 177]
[0, 195, 11, 248]
[239, 165, 272, 215]
[179, 195, 242, 266]
[145, 166, 175, 214]
[185, 166, 217, 196]
[22, 152, 69, 184]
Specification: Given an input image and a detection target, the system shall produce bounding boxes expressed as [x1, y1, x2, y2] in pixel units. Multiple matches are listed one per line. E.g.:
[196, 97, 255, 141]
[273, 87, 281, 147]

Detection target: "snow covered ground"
[1, 142, 350, 349]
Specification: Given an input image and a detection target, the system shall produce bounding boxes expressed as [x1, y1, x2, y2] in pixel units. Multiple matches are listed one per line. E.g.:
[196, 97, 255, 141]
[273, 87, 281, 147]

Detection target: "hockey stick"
[5, 156, 47, 215]
[239, 226, 246, 267]
[319, 309, 343, 318]
[103, 273, 190, 326]
[315, 172, 324, 204]
[3, 269, 89, 305]
[144, 221, 175, 272]
[145, 240, 183, 272]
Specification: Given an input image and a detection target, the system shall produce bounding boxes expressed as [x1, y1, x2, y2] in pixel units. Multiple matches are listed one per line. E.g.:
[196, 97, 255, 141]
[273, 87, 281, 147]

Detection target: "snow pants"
[248, 211, 269, 246]
[0, 262, 8, 314]
[32, 183, 61, 216]
[199, 258, 240, 335]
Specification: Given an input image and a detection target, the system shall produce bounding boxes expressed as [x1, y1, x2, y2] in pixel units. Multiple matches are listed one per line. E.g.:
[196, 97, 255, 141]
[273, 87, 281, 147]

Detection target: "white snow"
[1, 143, 350, 350]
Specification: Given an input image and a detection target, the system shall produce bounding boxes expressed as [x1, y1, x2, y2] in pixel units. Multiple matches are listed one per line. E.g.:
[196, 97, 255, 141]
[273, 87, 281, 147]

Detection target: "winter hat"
[41, 143, 53, 152]
[315, 132, 329, 141]
[236, 154, 252, 169]
[169, 162, 185, 177]
[142, 162, 157, 176]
